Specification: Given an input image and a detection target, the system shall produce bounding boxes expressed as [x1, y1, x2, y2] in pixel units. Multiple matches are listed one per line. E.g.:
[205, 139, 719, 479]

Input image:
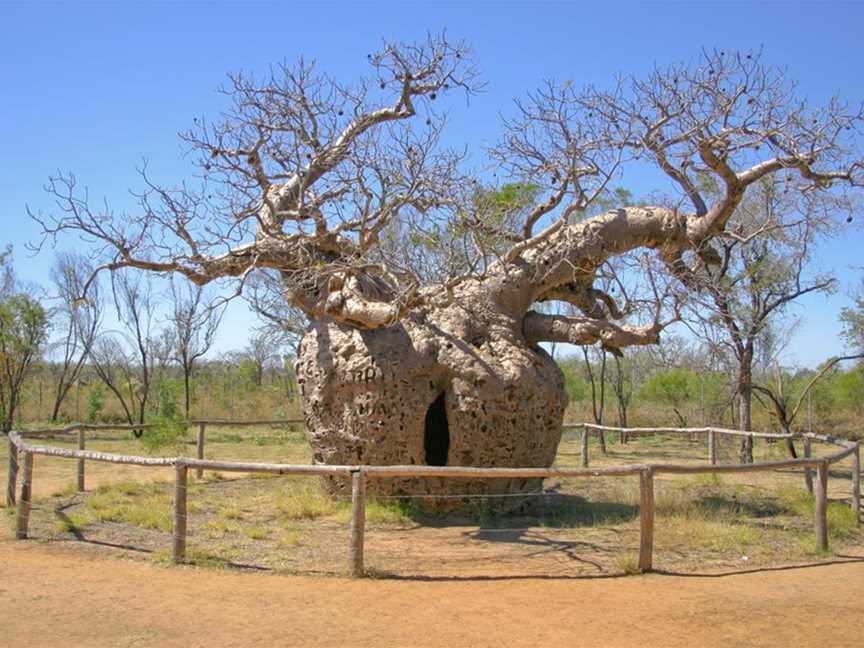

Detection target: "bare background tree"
[684, 177, 836, 461]
[165, 280, 224, 417]
[609, 354, 634, 436]
[754, 353, 864, 459]
[581, 345, 609, 453]
[247, 330, 282, 388]
[89, 271, 158, 431]
[46, 253, 103, 422]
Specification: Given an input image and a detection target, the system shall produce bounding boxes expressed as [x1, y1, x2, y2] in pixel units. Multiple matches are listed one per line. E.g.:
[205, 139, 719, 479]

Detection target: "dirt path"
[2, 541, 863, 647]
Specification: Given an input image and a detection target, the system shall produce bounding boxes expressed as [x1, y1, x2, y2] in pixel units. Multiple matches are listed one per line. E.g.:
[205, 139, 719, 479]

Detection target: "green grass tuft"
[243, 526, 272, 540]
[50, 482, 79, 498]
[275, 481, 347, 521]
[277, 530, 303, 548]
[614, 553, 641, 575]
[80, 481, 173, 531]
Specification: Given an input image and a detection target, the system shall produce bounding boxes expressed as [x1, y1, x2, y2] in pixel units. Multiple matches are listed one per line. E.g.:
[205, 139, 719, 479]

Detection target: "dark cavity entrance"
[424, 392, 450, 466]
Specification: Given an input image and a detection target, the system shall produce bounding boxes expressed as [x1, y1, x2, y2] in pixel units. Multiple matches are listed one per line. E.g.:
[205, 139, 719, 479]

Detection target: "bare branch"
[29, 46, 863, 339]
[523, 311, 664, 350]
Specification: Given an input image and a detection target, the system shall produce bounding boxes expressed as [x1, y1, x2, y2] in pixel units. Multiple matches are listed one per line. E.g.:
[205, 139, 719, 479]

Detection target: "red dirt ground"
[2, 540, 863, 647]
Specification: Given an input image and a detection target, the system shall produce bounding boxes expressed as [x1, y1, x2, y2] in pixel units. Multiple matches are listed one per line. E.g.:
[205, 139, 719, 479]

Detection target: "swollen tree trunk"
[298, 283, 568, 497]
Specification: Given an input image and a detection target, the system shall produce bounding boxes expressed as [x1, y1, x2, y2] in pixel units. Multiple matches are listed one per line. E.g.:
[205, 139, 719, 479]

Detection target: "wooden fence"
[6, 421, 861, 577]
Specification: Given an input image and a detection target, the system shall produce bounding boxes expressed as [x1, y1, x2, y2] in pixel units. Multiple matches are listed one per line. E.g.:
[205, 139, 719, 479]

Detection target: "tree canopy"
[29, 37, 863, 354]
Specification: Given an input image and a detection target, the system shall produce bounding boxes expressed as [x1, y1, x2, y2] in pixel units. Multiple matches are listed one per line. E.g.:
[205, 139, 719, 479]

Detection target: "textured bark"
[298, 281, 566, 497]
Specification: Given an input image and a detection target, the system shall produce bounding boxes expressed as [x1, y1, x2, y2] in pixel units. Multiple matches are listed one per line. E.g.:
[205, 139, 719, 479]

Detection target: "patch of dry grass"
[275, 480, 346, 521]
[277, 529, 303, 548]
[613, 553, 641, 575]
[80, 481, 174, 532]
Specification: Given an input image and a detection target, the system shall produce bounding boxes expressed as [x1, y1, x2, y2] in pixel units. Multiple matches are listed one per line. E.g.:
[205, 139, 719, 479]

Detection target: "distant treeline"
[558, 344, 863, 439]
[17, 358, 300, 425]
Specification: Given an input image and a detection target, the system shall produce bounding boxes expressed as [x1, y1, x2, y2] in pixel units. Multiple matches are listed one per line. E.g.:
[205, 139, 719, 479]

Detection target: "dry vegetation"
[3, 424, 860, 578]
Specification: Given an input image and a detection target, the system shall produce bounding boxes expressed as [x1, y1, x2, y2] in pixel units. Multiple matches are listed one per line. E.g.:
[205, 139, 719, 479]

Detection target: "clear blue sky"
[2, 1, 862, 366]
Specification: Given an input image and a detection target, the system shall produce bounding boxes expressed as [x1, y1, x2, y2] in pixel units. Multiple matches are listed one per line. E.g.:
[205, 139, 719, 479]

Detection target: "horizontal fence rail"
[5, 421, 861, 577]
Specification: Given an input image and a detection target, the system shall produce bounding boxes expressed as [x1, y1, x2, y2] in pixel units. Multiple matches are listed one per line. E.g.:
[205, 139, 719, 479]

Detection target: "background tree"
[165, 280, 224, 417]
[46, 253, 102, 421]
[89, 271, 158, 430]
[241, 330, 283, 388]
[638, 368, 696, 427]
[0, 249, 49, 432]
[753, 354, 864, 457]
[558, 355, 587, 408]
[685, 178, 836, 461]
[0, 247, 13, 296]
[245, 268, 309, 357]
[832, 366, 864, 417]
[840, 278, 864, 353]
[581, 345, 609, 453]
[609, 354, 634, 436]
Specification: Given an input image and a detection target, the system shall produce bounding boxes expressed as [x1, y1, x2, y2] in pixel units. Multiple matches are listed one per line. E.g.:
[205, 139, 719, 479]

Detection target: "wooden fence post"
[815, 461, 828, 552]
[708, 430, 716, 465]
[15, 451, 34, 540]
[804, 437, 814, 495]
[349, 469, 366, 577]
[6, 435, 18, 507]
[77, 426, 86, 492]
[581, 425, 589, 468]
[639, 467, 654, 573]
[195, 423, 206, 479]
[173, 463, 188, 563]
[852, 445, 860, 528]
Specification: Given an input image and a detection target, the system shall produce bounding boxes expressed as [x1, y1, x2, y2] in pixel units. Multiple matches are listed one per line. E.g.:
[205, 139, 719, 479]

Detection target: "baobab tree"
[30, 37, 863, 495]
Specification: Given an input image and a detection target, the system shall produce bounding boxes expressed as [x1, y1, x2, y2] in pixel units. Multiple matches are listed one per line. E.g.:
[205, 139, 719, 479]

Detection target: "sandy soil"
[2, 540, 863, 648]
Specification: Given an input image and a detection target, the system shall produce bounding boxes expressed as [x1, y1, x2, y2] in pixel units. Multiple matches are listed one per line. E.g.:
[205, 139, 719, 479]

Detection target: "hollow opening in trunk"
[424, 392, 450, 466]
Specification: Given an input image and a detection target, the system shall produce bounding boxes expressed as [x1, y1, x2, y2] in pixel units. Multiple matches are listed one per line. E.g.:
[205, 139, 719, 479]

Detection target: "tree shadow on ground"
[53, 507, 154, 554]
[397, 492, 639, 530]
[695, 494, 783, 518]
[462, 527, 615, 573]
[381, 556, 864, 582]
[654, 554, 864, 579]
[51, 505, 270, 571]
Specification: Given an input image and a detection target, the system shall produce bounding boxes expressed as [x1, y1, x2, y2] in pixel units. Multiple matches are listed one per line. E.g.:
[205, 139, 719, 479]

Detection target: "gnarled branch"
[522, 311, 662, 351]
